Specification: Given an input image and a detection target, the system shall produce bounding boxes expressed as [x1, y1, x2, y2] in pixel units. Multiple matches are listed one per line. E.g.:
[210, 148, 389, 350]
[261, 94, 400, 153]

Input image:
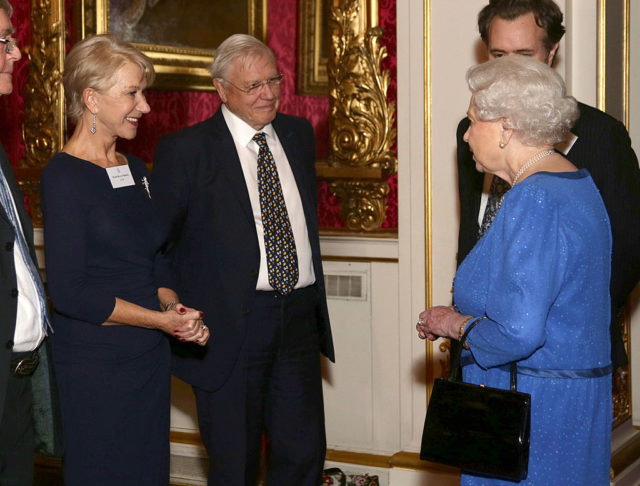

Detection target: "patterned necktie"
[0, 166, 52, 334]
[253, 132, 299, 294]
[478, 175, 510, 237]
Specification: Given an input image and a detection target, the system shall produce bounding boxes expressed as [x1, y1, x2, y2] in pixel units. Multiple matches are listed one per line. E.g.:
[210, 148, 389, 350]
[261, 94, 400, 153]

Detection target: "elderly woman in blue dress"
[417, 55, 612, 485]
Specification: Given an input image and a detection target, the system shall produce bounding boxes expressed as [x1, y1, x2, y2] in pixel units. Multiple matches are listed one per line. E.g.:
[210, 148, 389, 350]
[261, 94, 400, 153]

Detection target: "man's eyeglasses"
[224, 74, 285, 95]
[0, 38, 18, 54]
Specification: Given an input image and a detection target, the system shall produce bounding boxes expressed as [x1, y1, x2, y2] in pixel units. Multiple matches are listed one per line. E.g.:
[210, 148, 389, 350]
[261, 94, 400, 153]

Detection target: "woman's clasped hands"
[162, 303, 210, 346]
[416, 305, 470, 342]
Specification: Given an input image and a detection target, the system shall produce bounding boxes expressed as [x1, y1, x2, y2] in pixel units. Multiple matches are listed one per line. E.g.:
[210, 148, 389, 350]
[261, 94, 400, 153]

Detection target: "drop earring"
[91, 113, 96, 134]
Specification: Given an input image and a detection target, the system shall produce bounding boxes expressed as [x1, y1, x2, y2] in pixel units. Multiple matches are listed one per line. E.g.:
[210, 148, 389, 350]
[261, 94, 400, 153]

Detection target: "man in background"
[456, 0, 640, 369]
[0, 0, 57, 484]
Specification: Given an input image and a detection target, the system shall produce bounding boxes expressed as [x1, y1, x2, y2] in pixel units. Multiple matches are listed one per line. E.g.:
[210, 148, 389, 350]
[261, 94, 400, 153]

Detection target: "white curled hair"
[209, 34, 275, 80]
[466, 55, 579, 146]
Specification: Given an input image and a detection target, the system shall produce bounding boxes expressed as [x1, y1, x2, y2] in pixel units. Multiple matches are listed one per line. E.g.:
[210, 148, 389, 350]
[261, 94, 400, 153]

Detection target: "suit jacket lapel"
[0, 145, 34, 253]
[0, 148, 13, 227]
[210, 109, 255, 223]
[272, 116, 316, 223]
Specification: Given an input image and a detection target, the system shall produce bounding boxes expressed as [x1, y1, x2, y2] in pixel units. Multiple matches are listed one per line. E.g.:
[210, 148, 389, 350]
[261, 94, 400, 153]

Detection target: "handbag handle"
[449, 316, 518, 392]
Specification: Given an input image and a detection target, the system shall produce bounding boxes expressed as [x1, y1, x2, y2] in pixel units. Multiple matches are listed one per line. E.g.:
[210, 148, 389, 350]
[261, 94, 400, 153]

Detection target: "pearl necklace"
[511, 149, 555, 186]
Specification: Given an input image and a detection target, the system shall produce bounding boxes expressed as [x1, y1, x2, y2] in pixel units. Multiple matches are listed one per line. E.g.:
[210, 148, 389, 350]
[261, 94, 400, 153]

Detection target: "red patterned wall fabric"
[2, 0, 397, 230]
[378, 0, 398, 229]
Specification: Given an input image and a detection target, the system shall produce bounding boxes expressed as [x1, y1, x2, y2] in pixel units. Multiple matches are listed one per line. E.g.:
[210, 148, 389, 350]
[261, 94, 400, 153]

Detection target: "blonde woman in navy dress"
[417, 55, 612, 485]
[41, 34, 210, 485]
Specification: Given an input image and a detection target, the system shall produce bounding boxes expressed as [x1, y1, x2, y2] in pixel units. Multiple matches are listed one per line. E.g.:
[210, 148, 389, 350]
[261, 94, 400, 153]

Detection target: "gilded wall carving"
[20, 0, 64, 170]
[15, 0, 65, 226]
[329, 180, 389, 231]
[322, 0, 397, 232]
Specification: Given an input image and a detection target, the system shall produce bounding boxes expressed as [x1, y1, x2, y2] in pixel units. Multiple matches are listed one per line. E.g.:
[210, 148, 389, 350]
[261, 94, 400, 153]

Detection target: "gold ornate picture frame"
[298, 0, 330, 95]
[78, 0, 267, 91]
[598, 0, 632, 429]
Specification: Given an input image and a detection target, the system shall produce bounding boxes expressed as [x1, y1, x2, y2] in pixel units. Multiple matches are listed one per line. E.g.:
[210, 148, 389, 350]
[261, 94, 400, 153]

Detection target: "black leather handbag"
[419, 318, 531, 481]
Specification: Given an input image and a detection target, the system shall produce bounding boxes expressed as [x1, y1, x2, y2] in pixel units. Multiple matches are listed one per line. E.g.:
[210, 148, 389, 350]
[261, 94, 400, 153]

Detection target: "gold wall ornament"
[19, 0, 65, 170]
[318, 0, 396, 232]
[329, 180, 388, 231]
[328, 0, 396, 173]
[14, 0, 65, 228]
[17, 179, 44, 226]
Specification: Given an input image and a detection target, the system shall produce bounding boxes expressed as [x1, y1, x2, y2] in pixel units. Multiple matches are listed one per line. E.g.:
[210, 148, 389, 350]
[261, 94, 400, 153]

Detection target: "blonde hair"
[63, 33, 155, 121]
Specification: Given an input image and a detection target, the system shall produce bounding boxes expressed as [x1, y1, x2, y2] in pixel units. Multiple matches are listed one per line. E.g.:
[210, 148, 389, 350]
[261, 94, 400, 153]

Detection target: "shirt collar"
[221, 104, 276, 148]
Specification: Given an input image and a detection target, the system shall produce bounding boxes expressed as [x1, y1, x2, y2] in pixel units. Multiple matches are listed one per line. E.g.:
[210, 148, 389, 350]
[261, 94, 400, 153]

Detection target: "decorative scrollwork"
[329, 180, 389, 231]
[328, 0, 396, 173]
[20, 0, 64, 169]
[17, 179, 43, 226]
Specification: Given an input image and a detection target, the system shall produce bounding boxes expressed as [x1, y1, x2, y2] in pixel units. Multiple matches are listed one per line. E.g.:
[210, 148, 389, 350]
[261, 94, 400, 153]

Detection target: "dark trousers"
[0, 371, 34, 486]
[194, 286, 327, 486]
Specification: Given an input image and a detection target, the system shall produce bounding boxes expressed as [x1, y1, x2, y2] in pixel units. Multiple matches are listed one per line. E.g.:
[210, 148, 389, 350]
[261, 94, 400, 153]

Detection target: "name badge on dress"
[106, 165, 135, 188]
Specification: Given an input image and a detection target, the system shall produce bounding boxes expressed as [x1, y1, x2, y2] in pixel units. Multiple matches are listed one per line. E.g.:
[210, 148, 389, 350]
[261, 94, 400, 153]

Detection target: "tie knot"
[253, 132, 267, 147]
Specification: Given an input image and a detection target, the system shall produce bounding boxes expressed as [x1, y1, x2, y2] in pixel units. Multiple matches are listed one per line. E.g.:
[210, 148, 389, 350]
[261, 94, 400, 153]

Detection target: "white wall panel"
[323, 261, 375, 449]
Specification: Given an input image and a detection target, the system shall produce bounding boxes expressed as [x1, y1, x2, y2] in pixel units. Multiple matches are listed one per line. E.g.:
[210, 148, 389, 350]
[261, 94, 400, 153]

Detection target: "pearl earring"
[499, 141, 505, 149]
[91, 113, 96, 134]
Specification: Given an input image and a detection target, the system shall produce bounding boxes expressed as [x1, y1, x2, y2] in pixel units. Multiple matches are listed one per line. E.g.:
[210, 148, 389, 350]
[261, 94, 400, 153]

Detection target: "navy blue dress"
[454, 170, 612, 485]
[41, 153, 171, 486]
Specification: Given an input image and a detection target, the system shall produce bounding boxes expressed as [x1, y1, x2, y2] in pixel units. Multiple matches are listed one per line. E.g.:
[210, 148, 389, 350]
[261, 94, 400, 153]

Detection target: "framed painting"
[298, 0, 330, 95]
[78, 0, 267, 91]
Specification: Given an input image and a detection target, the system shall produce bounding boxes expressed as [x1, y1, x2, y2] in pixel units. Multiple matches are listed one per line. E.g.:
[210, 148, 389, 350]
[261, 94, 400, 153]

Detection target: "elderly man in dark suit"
[455, 0, 640, 370]
[0, 1, 57, 484]
[152, 34, 334, 485]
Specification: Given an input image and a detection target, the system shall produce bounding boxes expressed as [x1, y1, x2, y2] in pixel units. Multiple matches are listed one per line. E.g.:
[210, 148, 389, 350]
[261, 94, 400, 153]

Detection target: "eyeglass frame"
[221, 73, 285, 95]
[0, 37, 17, 54]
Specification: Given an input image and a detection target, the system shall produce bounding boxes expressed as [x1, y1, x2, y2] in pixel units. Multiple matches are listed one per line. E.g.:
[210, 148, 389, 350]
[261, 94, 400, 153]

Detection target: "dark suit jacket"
[456, 102, 640, 367]
[0, 144, 37, 416]
[152, 109, 335, 392]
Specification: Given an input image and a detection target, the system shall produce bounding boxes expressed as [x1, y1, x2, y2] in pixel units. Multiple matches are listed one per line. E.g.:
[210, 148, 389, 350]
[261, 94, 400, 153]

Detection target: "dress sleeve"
[465, 185, 567, 368]
[153, 250, 173, 291]
[41, 161, 116, 324]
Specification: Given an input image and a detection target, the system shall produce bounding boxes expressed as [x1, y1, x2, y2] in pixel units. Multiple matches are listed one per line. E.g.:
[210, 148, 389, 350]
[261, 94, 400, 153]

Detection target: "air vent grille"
[324, 274, 365, 300]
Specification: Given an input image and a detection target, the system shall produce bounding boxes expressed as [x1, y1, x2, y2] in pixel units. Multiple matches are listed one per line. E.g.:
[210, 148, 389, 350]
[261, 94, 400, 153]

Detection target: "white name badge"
[106, 165, 135, 188]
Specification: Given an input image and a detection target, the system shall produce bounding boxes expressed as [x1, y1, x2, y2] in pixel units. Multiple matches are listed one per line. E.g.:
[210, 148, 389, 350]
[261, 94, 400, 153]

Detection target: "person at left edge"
[152, 33, 334, 485]
[0, 1, 58, 484]
[40, 33, 209, 486]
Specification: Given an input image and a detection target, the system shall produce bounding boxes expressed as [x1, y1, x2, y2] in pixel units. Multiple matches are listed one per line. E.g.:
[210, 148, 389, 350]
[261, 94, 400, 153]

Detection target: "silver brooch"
[141, 176, 151, 199]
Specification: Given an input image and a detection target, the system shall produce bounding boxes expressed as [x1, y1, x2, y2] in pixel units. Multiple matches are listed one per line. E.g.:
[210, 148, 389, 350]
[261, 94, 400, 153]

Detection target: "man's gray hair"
[210, 34, 275, 80]
[0, 0, 13, 17]
[467, 55, 579, 146]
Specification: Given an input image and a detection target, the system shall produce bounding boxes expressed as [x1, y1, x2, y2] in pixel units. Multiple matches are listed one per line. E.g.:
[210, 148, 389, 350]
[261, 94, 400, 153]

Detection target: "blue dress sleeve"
[465, 184, 568, 368]
[41, 159, 116, 324]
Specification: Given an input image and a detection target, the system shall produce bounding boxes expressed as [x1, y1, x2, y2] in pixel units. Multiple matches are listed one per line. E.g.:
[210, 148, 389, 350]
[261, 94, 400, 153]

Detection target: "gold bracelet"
[458, 316, 473, 342]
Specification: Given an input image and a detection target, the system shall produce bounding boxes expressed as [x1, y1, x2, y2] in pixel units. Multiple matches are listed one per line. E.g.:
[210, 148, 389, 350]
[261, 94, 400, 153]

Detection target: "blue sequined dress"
[454, 169, 612, 486]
